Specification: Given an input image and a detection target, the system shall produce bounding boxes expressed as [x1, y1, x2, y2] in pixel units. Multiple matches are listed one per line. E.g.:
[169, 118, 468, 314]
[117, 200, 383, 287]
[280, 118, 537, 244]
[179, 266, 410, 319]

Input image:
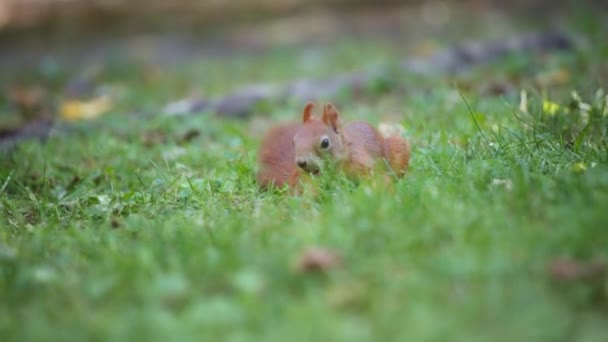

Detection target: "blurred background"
[0, 0, 605, 31]
[0, 1, 593, 29]
[0, 0, 606, 141]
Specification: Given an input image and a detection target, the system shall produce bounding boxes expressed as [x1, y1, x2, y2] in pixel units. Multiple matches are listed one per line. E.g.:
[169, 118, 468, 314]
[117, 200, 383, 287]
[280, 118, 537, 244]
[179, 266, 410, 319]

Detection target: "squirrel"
[256, 102, 410, 190]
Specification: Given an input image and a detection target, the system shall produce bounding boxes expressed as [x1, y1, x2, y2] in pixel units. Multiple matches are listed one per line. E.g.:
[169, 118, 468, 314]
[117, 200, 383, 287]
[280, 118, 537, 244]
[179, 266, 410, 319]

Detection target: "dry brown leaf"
[5, 85, 51, 121]
[7, 85, 46, 109]
[295, 247, 342, 273]
[549, 258, 608, 282]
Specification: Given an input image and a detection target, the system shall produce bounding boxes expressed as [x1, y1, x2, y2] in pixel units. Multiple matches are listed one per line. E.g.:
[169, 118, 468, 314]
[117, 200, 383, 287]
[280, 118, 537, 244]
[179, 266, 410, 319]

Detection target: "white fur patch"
[378, 123, 406, 138]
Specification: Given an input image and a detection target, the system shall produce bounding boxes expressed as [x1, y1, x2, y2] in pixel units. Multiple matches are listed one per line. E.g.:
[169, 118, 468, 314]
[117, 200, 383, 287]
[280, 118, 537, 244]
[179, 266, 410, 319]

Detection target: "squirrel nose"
[297, 160, 307, 169]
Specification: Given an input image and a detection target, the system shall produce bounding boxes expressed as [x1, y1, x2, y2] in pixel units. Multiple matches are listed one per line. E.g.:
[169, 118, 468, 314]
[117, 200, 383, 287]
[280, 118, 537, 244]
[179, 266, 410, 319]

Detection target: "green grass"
[2, 8, 608, 342]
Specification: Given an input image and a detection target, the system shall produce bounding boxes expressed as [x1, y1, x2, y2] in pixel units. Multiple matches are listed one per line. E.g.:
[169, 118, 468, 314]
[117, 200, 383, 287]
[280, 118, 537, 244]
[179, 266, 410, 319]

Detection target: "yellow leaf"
[542, 100, 560, 116]
[61, 96, 111, 121]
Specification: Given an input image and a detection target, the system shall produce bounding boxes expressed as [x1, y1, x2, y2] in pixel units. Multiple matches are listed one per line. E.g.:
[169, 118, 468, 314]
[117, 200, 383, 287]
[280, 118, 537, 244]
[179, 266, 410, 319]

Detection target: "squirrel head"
[293, 102, 346, 174]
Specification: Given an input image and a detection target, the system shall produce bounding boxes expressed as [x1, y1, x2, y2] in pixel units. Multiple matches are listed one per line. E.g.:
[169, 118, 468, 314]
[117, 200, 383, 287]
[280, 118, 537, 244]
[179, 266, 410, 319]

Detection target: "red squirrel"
[256, 102, 410, 190]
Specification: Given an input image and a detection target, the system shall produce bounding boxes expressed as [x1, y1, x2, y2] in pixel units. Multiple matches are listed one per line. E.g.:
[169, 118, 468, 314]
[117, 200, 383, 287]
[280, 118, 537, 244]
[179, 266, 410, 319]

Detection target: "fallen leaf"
[6, 85, 47, 114]
[549, 258, 608, 282]
[294, 247, 342, 273]
[60, 96, 112, 121]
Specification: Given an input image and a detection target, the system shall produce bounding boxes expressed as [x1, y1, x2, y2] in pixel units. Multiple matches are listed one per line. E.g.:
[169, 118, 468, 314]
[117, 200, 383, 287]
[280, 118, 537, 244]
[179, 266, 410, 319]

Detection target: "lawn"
[1, 4, 608, 342]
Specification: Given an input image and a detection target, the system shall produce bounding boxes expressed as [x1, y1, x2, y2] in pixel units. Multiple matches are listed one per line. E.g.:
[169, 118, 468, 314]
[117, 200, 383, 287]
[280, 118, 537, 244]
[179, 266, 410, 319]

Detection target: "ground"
[1, 2, 608, 341]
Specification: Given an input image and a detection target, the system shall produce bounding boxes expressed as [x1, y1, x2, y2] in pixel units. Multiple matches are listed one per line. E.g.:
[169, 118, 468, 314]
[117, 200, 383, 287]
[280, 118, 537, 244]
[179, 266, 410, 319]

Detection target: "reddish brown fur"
[383, 135, 410, 177]
[341, 121, 386, 176]
[256, 122, 300, 189]
[256, 103, 410, 190]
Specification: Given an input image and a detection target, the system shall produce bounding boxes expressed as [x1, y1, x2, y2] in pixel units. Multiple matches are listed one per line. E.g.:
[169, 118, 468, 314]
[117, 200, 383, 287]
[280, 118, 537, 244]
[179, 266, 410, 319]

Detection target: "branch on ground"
[164, 31, 573, 118]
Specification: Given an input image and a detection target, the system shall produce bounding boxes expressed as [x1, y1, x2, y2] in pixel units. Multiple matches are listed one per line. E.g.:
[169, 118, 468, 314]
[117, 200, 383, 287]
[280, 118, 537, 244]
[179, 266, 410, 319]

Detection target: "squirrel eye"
[320, 137, 330, 149]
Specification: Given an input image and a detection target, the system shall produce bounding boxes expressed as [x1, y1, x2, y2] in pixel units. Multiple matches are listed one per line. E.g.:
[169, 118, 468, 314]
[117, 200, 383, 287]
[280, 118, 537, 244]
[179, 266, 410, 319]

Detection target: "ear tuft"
[322, 103, 340, 133]
[302, 102, 314, 123]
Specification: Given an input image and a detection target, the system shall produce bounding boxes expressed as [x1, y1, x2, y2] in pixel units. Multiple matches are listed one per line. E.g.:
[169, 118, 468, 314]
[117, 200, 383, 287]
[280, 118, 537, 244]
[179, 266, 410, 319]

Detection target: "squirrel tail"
[384, 135, 410, 177]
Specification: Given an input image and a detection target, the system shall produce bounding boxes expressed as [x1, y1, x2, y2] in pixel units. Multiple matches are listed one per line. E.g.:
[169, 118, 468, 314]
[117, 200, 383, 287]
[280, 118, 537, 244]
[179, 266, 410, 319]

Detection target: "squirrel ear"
[302, 102, 314, 123]
[322, 103, 340, 133]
